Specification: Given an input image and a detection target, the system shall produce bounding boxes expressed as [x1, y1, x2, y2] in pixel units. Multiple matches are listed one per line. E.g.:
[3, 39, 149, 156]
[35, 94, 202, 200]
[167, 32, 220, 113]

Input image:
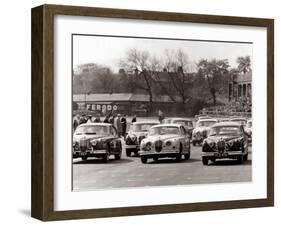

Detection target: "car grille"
[79, 139, 88, 152]
[217, 140, 226, 153]
[155, 140, 162, 152]
[126, 136, 137, 145]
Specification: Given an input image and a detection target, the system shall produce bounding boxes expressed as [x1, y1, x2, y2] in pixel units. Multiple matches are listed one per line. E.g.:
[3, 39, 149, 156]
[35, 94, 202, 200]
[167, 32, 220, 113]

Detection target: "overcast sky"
[73, 35, 252, 73]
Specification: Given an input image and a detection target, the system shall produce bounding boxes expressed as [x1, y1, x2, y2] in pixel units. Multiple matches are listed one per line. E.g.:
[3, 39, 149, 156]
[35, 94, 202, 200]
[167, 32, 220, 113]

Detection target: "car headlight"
[91, 140, 98, 146]
[166, 140, 172, 146]
[207, 140, 215, 148]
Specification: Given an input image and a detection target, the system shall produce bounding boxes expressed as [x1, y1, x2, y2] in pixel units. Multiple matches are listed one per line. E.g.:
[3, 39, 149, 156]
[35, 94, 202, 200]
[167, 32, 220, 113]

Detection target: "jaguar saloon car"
[165, 118, 194, 137]
[125, 121, 159, 156]
[139, 124, 191, 163]
[192, 118, 218, 146]
[73, 123, 122, 162]
[201, 122, 249, 165]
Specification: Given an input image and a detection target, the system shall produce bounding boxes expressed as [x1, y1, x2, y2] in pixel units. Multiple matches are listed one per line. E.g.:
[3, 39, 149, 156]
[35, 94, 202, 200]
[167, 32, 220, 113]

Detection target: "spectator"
[158, 110, 164, 124]
[114, 114, 122, 137]
[131, 115, 137, 123]
[103, 115, 110, 123]
[94, 115, 101, 123]
[121, 115, 127, 138]
[87, 115, 93, 123]
[79, 114, 87, 125]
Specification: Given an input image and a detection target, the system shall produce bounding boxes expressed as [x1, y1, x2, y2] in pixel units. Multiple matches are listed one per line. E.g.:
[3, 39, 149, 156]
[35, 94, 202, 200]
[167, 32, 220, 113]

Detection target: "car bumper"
[73, 149, 107, 158]
[139, 148, 180, 156]
[202, 151, 244, 158]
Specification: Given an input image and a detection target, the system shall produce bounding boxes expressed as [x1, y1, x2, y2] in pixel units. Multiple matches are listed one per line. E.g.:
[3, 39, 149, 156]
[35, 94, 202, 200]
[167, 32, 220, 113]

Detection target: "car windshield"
[173, 120, 193, 127]
[131, 123, 157, 132]
[197, 121, 216, 127]
[230, 119, 247, 125]
[209, 126, 242, 136]
[149, 126, 180, 136]
[75, 125, 109, 135]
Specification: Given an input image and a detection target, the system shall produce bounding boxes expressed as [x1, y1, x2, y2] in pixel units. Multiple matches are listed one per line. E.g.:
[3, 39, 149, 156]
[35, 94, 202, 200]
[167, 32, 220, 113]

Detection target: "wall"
[0, 0, 279, 225]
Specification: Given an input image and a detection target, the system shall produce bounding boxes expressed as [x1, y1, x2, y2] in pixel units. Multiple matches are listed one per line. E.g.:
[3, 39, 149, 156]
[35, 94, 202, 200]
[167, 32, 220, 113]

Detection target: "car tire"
[126, 150, 131, 157]
[243, 153, 248, 161]
[192, 141, 196, 146]
[81, 156, 88, 161]
[184, 152, 190, 160]
[114, 153, 121, 160]
[176, 144, 183, 162]
[237, 155, 244, 164]
[202, 157, 209, 165]
[141, 156, 147, 164]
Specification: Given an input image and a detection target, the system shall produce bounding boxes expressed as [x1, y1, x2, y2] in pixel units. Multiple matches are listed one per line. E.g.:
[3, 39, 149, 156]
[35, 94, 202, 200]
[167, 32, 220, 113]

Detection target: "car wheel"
[114, 153, 121, 160]
[81, 156, 88, 161]
[184, 152, 190, 160]
[243, 153, 248, 161]
[153, 157, 158, 162]
[237, 155, 244, 164]
[192, 141, 196, 146]
[126, 150, 131, 157]
[141, 156, 147, 164]
[176, 144, 183, 162]
[202, 157, 209, 165]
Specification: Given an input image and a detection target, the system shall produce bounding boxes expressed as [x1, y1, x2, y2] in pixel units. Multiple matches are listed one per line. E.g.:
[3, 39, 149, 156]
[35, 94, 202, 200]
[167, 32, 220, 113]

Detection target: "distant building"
[228, 71, 252, 102]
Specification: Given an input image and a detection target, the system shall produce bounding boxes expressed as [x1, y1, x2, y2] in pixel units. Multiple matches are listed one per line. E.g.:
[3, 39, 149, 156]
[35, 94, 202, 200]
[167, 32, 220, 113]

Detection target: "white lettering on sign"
[81, 103, 118, 112]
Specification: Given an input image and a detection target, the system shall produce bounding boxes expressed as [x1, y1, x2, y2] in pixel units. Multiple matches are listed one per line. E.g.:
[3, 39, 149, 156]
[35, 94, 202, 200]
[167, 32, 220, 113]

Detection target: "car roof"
[211, 122, 241, 127]
[198, 118, 218, 122]
[77, 123, 111, 127]
[132, 121, 159, 125]
[230, 118, 247, 121]
[151, 124, 182, 128]
[170, 118, 193, 121]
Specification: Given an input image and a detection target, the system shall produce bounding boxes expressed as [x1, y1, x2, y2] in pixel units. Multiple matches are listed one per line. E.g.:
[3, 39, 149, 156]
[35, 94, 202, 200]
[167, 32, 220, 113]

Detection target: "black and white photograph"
[72, 34, 253, 191]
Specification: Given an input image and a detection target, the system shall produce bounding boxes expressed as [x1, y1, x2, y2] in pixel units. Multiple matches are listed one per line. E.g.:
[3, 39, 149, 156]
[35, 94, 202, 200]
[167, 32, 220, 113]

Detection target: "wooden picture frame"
[31, 4, 274, 221]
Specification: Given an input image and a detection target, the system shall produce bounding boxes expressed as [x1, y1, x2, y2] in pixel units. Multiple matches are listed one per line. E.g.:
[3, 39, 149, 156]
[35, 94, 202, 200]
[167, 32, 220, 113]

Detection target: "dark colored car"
[73, 123, 122, 162]
[201, 122, 249, 165]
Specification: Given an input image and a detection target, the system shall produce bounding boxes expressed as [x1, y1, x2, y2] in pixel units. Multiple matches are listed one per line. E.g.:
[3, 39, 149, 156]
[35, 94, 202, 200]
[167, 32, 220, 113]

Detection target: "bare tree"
[161, 49, 193, 110]
[120, 48, 154, 113]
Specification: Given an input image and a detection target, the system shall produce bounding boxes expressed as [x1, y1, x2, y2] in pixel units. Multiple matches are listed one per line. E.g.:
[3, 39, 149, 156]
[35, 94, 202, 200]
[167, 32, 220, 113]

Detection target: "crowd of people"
[200, 97, 252, 116]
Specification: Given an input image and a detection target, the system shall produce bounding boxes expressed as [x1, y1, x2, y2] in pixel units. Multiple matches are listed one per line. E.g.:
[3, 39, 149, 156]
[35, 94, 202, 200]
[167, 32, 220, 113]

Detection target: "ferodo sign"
[86, 104, 118, 112]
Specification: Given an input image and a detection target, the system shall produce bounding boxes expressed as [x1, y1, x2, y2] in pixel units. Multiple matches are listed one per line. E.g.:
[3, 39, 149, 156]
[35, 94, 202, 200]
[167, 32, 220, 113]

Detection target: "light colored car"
[73, 123, 122, 162]
[165, 118, 194, 137]
[125, 121, 159, 156]
[139, 124, 191, 163]
[245, 119, 252, 143]
[201, 122, 249, 165]
[229, 117, 247, 127]
[192, 118, 218, 146]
